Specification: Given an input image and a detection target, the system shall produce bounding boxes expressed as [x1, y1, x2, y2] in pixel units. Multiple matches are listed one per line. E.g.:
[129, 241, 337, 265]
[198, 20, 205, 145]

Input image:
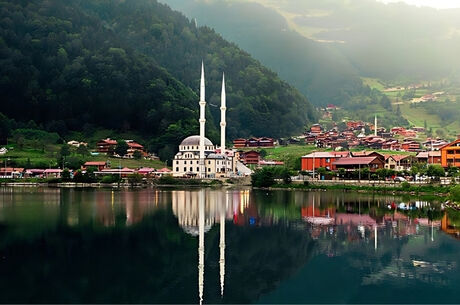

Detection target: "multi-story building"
[440, 137, 460, 168]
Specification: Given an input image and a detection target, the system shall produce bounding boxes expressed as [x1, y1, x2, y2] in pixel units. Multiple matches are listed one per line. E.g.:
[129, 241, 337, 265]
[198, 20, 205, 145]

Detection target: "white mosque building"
[173, 63, 237, 178]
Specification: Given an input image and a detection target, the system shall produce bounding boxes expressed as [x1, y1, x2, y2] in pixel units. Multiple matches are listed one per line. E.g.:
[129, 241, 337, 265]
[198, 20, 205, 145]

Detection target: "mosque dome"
[180, 135, 213, 146]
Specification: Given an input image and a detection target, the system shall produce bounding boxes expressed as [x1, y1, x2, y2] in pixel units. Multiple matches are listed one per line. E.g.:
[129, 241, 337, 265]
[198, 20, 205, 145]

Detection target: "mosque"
[173, 63, 237, 178]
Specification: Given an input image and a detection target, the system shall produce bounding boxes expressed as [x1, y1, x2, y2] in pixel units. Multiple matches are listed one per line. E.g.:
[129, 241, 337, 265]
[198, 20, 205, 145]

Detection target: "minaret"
[199, 62, 206, 178]
[198, 189, 205, 305]
[374, 115, 378, 137]
[220, 73, 226, 157]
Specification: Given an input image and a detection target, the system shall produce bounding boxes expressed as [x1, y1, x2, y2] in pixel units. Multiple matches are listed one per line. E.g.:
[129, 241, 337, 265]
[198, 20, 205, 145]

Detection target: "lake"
[0, 187, 459, 304]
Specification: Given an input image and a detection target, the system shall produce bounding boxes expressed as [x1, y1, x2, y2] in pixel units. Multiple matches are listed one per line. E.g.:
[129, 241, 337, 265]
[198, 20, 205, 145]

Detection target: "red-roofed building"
[239, 150, 260, 165]
[310, 124, 322, 134]
[301, 151, 350, 171]
[233, 138, 247, 148]
[97, 138, 117, 153]
[126, 140, 146, 157]
[82, 161, 108, 171]
[416, 151, 441, 164]
[440, 137, 460, 168]
[333, 156, 384, 172]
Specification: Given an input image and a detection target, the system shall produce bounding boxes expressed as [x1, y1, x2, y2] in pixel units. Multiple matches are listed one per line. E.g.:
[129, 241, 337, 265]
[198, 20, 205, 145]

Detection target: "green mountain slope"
[0, 0, 316, 150]
[162, 0, 365, 107]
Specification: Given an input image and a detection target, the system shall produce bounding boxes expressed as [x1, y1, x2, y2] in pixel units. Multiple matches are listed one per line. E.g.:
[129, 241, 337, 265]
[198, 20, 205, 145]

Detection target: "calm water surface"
[0, 187, 459, 304]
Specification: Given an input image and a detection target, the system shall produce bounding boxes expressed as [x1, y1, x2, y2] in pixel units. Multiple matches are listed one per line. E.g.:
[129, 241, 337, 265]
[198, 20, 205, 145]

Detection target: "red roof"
[98, 138, 117, 145]
[158, 167, 172, 172]
[127, 142, 144, 149]
[84, 161, 107, 166]
[334, 157, 378, 165]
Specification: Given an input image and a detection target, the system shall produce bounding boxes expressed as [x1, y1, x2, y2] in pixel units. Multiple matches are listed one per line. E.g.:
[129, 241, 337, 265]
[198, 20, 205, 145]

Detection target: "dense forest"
[0, 0, 316, 156]
[163, 0, 366, 107]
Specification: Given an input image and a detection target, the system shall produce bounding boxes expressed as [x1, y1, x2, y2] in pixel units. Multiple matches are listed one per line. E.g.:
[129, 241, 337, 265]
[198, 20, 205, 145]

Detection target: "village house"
[97, 138, 118, 153]
[82, 161, 108, 171]
[333, 156, 385, 172]
[126, 140, 146, 157]
[43, 169, 62, 178]
[67, 140, 88, 148]
[0, 167, 24, 179]
[301, 152, 350, 171]
[310, 124, 322, 134]
[384, 155, 413, 171]
[401, 139, 421, 152]
[232, 137, 275, 148]
[440, 136, 460, 168]
[416, 151, 442, 164]
[233, 138, 247, 148]
[239, 150, 260, 165]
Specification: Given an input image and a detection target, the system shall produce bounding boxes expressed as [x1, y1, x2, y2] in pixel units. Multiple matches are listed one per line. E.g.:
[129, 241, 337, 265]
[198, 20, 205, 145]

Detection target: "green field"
[362, 77, 386, 91]
[1, 148, 165, 169]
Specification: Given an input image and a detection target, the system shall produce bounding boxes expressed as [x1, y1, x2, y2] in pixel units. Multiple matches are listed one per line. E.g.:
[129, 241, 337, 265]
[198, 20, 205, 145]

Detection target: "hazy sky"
[378, 0, 460, 9]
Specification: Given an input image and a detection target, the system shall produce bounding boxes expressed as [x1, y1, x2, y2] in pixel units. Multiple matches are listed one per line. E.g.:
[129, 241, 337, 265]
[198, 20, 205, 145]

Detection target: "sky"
[378, 0, 460, 9]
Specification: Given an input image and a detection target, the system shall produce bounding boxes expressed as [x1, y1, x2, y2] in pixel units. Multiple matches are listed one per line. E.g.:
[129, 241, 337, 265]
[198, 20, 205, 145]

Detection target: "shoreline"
[0, 180, 452, 195]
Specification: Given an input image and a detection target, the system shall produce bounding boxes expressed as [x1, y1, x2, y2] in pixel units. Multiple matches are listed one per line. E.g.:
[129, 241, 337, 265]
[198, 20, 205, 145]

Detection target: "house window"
[448, 150, 454, 154]
[208, 168, 211, 172]
[208, 161, 211, 164]
[197, 167, 199, 171]
[326, 158, 330, 163]
[176, 161, 179, 164]
[190, 167, 193, 171]
[175, 167, 179, 172]
[183, 167, 186, 172]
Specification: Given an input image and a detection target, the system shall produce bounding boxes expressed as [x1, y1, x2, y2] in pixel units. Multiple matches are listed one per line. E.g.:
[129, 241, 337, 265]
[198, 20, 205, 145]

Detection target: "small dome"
[180, 135, 213, 146]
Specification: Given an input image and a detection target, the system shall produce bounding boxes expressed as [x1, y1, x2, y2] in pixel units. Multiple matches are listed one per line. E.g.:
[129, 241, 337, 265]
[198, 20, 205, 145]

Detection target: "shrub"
[451, 185, 460, 203]
[401, 181, 410, 190]
[251, 167, 275, 188]
[100, 175, 120, 184]
[158, 175, 177, 185]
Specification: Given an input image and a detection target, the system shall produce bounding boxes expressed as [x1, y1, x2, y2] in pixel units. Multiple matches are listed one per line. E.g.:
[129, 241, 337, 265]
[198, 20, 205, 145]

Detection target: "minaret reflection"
[219, 191, 226, 298]
[171, 189, 239, 304]
[198, 189, 205, 305]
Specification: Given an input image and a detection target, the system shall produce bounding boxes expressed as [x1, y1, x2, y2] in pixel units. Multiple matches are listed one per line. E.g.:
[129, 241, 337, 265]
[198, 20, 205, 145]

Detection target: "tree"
[259, 149, 267, 159]
[62, 169, 71, 181]
[447, 166, 459, 177]
[251, 167, 275, 188]
[60, 144, 71, 158]
[115, 140, 129, 157]
[133, 150, 143, 160]
[0, 113, 11, 145]
[76, 145, 89, 156]
[427, 164, 445, 181]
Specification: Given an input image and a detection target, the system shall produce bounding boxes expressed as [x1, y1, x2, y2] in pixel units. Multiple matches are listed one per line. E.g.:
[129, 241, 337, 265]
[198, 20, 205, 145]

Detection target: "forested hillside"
[163, 0, 366, 107]
[0, 0, 316, 156]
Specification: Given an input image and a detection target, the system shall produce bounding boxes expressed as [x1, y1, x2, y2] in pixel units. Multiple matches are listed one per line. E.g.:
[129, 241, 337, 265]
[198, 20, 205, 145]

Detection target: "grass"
[239, 144, 320, 169]
[362, 77, 386, 91]
[1, 147, 166, 169]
